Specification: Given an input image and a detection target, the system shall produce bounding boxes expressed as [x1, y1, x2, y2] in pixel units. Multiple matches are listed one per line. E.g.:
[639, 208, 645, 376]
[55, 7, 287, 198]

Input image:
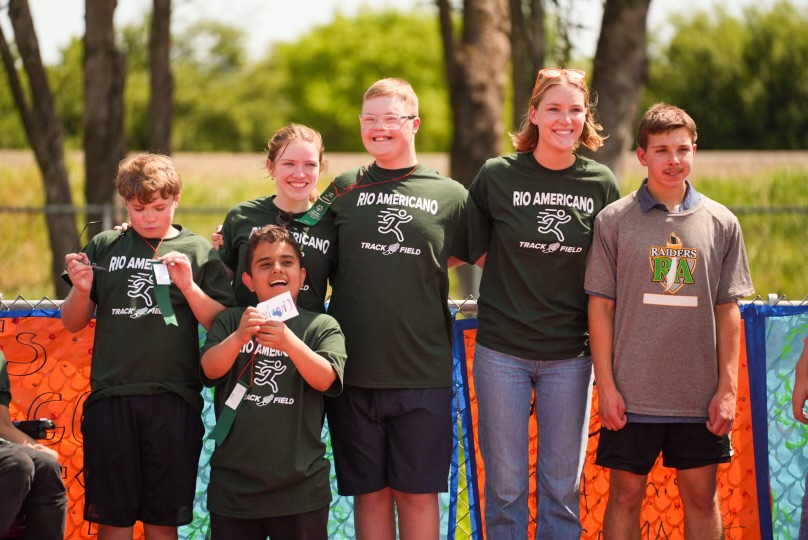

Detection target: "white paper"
[224, 382, 248, 409]
[256, 291, 299, 322]
[151, 261, 172, 285]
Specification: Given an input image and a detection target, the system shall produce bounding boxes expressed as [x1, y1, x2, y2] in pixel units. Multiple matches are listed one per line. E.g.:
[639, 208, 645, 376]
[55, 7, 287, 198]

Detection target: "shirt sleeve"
[584, 212, 618, 300]
[466, 167, 494, 263]
[307, 315, 347, 397]
[716, 216, 755, 303]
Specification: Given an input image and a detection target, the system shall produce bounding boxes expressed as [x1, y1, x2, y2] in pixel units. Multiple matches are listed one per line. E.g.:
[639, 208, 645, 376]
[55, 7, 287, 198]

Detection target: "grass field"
[1, 149, 807, 301]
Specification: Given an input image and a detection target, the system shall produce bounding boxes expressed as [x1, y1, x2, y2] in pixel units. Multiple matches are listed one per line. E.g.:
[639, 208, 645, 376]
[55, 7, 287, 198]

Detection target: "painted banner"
[1, 304, 806, 539]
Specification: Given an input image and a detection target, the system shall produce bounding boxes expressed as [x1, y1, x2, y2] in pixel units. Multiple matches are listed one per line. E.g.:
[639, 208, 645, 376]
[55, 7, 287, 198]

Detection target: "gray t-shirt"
[585, 189, 754, 417]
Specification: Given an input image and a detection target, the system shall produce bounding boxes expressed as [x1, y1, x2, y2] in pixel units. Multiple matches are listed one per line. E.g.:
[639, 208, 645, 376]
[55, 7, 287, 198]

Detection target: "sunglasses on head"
[534, 68, 587, 91]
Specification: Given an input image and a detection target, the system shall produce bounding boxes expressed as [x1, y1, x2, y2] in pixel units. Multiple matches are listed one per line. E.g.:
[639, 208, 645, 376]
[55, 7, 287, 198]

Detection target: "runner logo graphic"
[127, 271, 155, 306]
[360, 208, 421, 256]
[378, 208, 412, 242]
[537, 209, 572, 241]
[254, 358, 287, 393]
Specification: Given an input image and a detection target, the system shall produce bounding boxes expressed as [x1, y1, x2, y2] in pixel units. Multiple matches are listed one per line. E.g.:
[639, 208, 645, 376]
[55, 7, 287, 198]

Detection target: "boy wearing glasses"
[201, 225, 346, 539]
[62, 154, 234, 540]
[324, 78, 470, 539]
[585, 103, 753, 539]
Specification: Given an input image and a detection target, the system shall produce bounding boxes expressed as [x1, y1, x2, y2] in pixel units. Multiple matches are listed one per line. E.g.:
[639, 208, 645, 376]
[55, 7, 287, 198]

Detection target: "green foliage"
[695, 171, 808, 298]
[173, 21, 247, 75]
[50, 37, 85, 149]
[267, 8, 449, 152]
[644, 0, 808, 149]
[0, 67, 28, 148]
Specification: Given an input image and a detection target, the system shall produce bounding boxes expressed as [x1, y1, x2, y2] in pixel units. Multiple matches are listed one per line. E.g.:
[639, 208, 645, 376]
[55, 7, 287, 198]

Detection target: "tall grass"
[0, 153, 806, 301]
[695, 171, 808, 300]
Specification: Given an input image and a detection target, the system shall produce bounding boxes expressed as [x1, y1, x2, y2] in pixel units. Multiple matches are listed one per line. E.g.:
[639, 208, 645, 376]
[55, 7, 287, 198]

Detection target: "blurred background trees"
[2, 0, 805, 155]
[1, 0, 807, 296]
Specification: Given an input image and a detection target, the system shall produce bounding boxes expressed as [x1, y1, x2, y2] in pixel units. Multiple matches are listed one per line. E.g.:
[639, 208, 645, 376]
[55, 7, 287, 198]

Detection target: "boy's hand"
[706, 389, 736, 436]
[598, 385, 628, 431]
[793, 380, 808, 424]
[31, 443, 59, 460]
[64, 252, 95, 293]
[236, 307, 266, 344]
[156, 252, 193, 291]
[211, 225, 224, 251]
[255, 320, 298, 352]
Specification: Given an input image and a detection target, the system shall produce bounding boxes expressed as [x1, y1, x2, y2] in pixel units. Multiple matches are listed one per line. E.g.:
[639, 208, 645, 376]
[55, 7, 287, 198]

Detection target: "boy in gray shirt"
[585, 103, 754, 539]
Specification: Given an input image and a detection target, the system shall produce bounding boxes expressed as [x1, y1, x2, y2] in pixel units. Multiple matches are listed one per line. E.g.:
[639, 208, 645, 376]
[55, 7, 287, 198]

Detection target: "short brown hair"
[115, 153, 182, 205]
[510, 69, 605, 153]
[636, 103, 697, 150]
[363, 78, 419, 115]
[245, 225, 302, 275]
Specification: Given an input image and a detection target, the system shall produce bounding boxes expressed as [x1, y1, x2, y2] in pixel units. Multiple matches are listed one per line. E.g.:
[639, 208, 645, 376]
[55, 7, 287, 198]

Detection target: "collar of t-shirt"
[637, 179, 702, 213]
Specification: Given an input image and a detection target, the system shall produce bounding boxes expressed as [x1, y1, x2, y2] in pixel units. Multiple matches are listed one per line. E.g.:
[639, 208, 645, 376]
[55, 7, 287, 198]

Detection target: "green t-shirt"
[328, 163, 469, 388]
[65, 227, 235, 411]
[0, 352, 10, 408]
[218, 196, 337, 312]
[202, 307, 346, 518]
[467, 153, 620, 360]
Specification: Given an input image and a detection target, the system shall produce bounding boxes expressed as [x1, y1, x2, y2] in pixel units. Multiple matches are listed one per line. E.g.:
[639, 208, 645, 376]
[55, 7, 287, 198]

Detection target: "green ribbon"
[297, 182, 338, 226]
[208, 380, 249, 446]
[151, 262, 178, 326]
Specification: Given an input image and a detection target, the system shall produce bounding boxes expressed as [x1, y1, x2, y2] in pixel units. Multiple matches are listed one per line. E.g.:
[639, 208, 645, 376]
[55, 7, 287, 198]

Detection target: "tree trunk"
[2, 0, 77, 299]
[584, 0, 651, 178]
[510, 0, 545, 131]
[438, 0, 510, 188]
[84, 0, 127, 236]
[437, 0, 510, 296]
[149, 0, 173, 154]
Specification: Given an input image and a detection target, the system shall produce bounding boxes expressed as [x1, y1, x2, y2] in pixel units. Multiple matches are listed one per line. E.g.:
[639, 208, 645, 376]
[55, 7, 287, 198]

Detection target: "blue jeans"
[473, 343, 593, 540]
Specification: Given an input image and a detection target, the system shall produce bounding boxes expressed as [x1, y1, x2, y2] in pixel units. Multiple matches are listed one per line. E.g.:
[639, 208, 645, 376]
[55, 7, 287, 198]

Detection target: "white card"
[151, 261, 172, 285]
[224, 381, 248, 409]
[256, 291, 299, 322]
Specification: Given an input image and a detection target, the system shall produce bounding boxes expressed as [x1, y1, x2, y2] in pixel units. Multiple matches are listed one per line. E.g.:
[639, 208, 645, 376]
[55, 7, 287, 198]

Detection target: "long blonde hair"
[510, 71, 605, 153]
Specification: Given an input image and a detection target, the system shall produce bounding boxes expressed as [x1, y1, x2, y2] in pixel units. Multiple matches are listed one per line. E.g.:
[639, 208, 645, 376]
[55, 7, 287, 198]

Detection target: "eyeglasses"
[358, 114, 418, 130]
[534, 68, 587, 90]
[69, 220, 107, 271]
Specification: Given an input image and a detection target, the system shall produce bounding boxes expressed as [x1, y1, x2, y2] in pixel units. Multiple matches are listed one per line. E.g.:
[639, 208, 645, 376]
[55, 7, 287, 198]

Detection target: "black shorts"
[209, 506, 328, 540]
[325, 386, 452, 496]
[596, 421, 732, 476]
[81, 393, 204, 527]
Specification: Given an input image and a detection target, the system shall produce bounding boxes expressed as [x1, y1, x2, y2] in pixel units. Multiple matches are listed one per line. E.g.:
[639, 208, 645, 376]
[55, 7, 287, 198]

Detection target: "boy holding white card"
[62, 153, 234, 540]
[201, 224, 346, 539]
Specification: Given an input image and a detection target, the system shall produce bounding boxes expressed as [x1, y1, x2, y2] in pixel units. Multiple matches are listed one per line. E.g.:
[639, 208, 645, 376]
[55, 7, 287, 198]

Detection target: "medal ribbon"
[296, 182, 338, 226]
[208, 347, 258, 445]
[142, 235, 178, 326]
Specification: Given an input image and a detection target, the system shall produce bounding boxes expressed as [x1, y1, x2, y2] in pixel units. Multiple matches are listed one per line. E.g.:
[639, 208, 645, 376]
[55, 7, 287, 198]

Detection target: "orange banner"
[462, 324, 760, 539]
